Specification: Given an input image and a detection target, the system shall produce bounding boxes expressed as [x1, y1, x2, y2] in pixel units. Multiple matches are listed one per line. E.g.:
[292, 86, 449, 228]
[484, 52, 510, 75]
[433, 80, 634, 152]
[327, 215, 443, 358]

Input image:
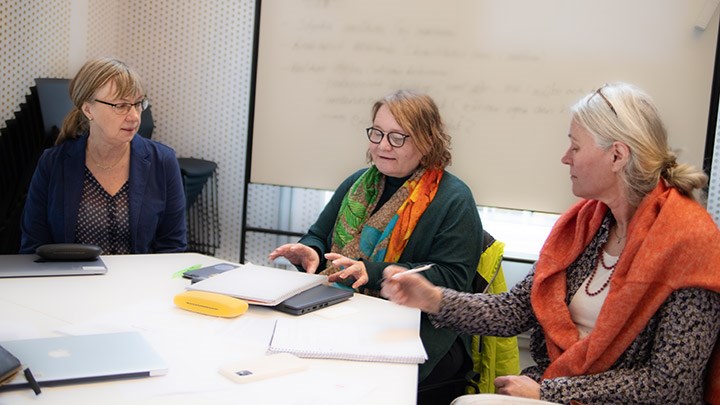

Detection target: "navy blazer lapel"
[128, 135, 150, 249]
[63, 136, 89, 242]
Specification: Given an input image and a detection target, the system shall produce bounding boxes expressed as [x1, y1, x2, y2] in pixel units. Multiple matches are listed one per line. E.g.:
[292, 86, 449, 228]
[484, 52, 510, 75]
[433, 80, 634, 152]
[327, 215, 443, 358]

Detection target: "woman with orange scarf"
[382, 83, 720, 404]
[269, 90, 484, 404]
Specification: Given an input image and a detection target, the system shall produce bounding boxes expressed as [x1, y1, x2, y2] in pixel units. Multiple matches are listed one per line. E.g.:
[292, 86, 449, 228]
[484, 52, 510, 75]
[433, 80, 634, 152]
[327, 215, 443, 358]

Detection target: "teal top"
[299, 168, 483, 381]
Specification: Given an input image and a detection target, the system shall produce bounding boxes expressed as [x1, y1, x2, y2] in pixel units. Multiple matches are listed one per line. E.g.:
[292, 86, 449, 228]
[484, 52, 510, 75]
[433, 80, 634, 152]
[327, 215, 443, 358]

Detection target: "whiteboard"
[250, 0, 719, 214]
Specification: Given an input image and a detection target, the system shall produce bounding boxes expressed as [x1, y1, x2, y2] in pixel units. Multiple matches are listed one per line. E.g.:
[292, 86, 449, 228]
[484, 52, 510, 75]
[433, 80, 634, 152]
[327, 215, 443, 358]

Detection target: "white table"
[0, 253, 419, 404]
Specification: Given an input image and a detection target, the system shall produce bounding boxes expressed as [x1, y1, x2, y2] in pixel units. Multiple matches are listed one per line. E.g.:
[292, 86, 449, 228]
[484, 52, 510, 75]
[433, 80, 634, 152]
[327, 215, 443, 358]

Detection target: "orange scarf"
[384, 168, 443, 262]
[531, 182, 720, 403]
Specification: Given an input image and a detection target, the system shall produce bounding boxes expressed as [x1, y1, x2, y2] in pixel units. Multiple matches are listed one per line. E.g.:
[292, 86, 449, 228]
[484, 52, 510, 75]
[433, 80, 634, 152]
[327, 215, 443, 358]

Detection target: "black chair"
[178, 157, 220, 256]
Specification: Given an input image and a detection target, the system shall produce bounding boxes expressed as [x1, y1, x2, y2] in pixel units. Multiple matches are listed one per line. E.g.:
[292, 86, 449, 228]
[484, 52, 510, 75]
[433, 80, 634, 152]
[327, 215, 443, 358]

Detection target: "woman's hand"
[380, 265, 442, 314]
[494, 375, 541, 399]
[268, 243, 320, 273]
[324, 253, 368, 289]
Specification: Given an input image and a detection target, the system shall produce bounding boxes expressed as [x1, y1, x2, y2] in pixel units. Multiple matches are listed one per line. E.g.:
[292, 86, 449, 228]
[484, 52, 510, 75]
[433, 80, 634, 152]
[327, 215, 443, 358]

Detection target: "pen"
[391, 264, 434, 280]
[24, 367, 41, 395]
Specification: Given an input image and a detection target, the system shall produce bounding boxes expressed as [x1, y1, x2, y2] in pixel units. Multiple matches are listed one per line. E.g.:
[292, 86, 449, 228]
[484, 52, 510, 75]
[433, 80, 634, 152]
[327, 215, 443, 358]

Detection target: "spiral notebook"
[187, 263, 326, 306]
[267, 317, 427, 364]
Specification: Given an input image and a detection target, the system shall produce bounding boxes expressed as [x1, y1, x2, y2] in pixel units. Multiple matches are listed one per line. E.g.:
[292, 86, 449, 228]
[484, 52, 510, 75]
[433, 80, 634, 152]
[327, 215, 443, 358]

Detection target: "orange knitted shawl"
[531, 182, 720, 403]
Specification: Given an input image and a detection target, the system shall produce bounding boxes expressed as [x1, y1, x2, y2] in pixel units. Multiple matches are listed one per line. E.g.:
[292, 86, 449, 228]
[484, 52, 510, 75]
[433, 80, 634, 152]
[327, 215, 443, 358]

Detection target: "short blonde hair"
[56, 57, 145, 144]
[369, 90, 452, 170]
[571, 82, 707, 204]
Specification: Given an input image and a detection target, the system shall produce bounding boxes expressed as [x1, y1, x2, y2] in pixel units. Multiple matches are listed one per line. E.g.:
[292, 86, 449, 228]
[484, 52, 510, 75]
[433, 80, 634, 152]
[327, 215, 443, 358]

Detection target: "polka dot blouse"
[74, 167, 131, 254]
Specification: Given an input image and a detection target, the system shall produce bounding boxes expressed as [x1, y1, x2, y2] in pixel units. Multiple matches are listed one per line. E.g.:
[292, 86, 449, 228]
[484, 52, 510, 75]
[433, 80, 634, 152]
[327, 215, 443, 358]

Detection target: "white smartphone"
[218, 353, 308, 384]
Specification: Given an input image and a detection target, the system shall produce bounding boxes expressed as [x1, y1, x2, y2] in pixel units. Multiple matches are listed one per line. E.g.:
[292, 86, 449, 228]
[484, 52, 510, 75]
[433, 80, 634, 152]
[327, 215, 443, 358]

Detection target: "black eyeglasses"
[366, 127, 411, 148]
[590, 86, 617, 116]
[94, 98, 149, 115]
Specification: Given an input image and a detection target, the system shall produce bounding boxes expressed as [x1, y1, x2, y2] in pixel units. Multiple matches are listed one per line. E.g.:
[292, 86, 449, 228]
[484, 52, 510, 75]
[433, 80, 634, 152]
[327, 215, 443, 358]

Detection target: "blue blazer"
[20, 134, 187, 254]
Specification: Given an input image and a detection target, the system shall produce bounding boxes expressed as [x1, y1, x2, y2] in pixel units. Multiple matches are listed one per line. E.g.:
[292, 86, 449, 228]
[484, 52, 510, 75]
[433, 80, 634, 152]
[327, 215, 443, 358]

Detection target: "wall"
[117, 0, 254, 261]
[1, 0, 71, 124]
[710, 112, 720, 222]
[250, 0, 719, 214]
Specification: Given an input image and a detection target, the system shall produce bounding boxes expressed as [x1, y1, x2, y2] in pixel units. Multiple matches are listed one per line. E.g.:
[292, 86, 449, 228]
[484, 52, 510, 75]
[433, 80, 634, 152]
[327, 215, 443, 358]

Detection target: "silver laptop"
[0, 331, 167, 389]
[0, 254, 107, 278]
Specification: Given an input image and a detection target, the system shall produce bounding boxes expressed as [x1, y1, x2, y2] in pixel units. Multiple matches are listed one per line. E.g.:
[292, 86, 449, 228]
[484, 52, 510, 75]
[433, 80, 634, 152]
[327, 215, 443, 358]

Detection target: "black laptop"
[273, 284, 353, 315]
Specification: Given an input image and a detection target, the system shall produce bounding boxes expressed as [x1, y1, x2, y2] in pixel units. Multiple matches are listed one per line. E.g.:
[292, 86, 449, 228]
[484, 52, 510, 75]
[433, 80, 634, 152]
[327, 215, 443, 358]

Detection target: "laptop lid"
[0, 255, 107, 278]
[274, 284, 353, 316]
[0, 332, 167, 389]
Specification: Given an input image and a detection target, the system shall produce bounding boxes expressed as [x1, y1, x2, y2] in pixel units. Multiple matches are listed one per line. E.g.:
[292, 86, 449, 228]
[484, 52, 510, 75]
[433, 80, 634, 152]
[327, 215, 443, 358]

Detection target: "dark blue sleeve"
[19, 149, 54, 253]
[150, 147, 187, 253]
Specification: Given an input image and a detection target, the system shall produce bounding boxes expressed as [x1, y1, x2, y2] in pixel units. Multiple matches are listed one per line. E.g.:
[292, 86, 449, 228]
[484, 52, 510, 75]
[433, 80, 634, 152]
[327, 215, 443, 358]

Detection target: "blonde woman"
[21, 57, 186, 254]
[383, 83, 720, 404]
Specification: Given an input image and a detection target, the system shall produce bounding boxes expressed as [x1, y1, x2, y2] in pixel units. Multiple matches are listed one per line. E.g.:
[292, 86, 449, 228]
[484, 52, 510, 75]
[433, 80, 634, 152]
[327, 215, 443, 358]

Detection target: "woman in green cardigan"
[269, 89, 483, 404]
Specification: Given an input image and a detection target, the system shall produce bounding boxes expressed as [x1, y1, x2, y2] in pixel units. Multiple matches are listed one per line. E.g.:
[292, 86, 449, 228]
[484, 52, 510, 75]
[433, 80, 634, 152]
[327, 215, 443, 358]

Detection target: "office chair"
[178, 157, 220, 256]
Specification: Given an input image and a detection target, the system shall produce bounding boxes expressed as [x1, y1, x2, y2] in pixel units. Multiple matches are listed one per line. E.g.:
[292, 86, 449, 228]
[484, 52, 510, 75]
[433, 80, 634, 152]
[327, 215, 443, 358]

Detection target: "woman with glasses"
[382, 83, 720, 404]
[269, 89, 484, 403]
[20, 57, 186, 254]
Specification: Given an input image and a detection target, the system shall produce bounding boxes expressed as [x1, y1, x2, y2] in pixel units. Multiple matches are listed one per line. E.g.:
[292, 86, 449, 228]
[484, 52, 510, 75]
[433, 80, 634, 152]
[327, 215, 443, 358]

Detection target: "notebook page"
[268, 317, 427, 364]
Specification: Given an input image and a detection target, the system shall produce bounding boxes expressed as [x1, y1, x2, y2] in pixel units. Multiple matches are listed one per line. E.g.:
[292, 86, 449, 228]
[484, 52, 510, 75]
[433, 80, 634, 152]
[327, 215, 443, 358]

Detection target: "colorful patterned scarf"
[530, 182, 720, 402]
[322, 165, 443, 291]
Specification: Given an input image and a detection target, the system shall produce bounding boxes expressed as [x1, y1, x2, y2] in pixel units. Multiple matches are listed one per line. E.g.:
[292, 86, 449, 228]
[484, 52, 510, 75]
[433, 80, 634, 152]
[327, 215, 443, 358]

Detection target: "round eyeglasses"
[366, 127, 410, 148]
[94, 98, 149, 115]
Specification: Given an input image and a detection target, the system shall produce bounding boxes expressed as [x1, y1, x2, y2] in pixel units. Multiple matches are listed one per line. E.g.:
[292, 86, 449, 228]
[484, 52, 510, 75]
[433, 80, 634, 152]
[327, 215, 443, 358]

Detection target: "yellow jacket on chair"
[468, 239, 521, 394]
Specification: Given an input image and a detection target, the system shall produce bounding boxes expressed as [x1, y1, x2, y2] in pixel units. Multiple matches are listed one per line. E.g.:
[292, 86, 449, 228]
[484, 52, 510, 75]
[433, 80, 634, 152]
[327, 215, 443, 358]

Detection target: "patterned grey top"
[430, 216, 720, 404]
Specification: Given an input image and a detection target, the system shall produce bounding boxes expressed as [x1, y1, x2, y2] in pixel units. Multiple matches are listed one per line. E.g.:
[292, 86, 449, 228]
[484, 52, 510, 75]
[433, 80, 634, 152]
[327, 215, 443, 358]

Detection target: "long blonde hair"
[571, 82, 707, 204]
[56, 57, 145, 144]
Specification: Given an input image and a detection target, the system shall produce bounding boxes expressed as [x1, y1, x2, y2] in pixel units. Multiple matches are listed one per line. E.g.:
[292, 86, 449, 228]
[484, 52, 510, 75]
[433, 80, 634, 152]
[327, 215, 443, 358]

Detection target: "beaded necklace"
[584, 251, 618, 297]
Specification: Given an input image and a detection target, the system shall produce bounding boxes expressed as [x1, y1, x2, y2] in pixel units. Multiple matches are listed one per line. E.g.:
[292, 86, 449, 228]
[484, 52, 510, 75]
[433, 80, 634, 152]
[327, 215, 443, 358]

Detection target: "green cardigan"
[299, 168, 483, 381]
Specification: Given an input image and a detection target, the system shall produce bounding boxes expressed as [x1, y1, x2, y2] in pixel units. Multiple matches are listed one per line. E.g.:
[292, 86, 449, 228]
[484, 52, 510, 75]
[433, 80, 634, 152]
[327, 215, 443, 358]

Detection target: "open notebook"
[268, 317, 428, 364]
[187, 263, 326, 306]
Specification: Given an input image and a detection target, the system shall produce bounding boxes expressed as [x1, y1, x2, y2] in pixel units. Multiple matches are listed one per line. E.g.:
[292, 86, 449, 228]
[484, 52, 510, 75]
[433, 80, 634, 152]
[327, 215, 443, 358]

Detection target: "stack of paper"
[187, 263, 326, 306]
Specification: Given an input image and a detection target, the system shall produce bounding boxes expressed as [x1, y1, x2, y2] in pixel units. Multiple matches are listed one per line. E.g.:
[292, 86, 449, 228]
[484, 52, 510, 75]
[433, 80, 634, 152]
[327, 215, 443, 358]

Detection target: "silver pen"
[391, 263, 434, 280]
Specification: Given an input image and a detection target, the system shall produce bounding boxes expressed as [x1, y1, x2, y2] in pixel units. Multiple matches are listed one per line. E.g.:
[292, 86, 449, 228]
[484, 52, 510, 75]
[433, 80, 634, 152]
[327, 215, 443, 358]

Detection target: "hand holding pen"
[381, 264, 442, 314]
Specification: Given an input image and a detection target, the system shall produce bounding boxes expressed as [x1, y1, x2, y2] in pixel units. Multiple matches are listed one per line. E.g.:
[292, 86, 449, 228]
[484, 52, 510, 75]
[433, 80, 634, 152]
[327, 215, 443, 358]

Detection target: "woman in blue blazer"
[20, 57, 186, 254]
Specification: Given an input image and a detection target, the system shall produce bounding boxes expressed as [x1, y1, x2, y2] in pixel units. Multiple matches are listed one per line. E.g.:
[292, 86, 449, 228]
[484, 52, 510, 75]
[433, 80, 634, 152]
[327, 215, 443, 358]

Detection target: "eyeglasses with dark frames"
[94, 98, 149, 115]
[590, 86, 617, 116]
[366, 127, 411, 148]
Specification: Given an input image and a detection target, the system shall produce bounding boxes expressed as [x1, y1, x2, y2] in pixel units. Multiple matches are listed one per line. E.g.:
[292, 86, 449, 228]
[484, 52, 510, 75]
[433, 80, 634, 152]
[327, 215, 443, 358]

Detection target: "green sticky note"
[172, 264, 202, 279]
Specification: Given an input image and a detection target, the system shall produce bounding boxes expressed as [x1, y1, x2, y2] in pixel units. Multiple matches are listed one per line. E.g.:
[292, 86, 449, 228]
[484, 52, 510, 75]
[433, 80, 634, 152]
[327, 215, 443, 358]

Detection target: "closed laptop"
[0, 254, 107, 278]
[274, 284, 353, 315]
[0, 331, 167, 389]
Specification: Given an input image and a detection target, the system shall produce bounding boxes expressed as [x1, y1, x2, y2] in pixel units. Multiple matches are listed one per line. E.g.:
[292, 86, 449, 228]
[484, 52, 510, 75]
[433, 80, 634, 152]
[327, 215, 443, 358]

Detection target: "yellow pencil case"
[174, 290, 249, 318]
